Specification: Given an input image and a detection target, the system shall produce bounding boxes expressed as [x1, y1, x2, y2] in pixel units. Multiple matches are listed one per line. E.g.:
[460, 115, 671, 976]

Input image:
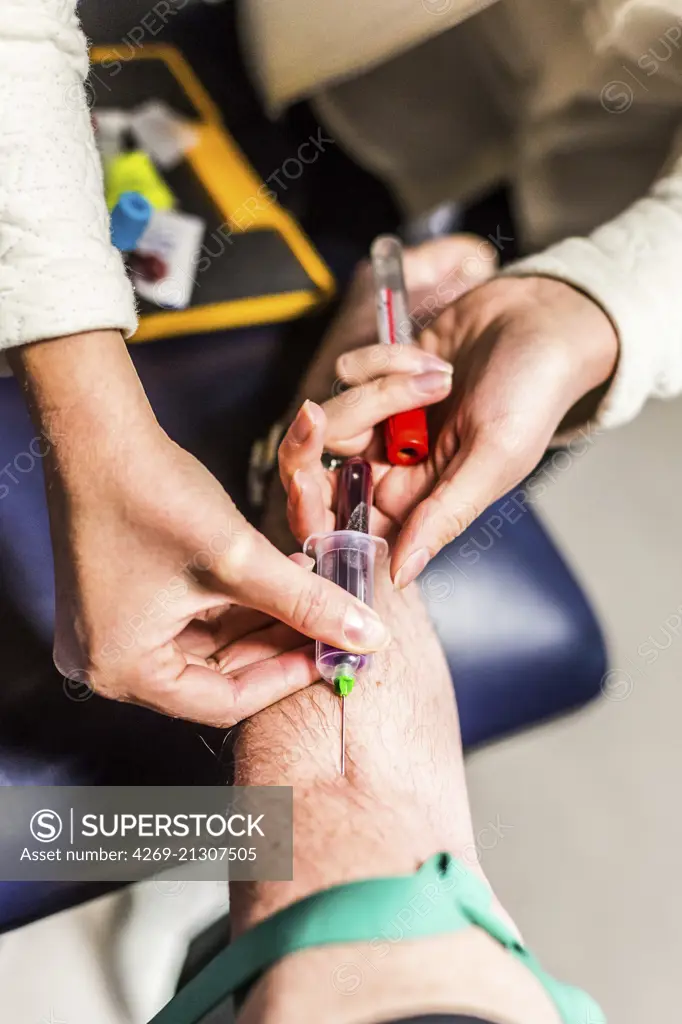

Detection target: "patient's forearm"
[230, 568, 560, 1024]
[230, 569, 474, 932]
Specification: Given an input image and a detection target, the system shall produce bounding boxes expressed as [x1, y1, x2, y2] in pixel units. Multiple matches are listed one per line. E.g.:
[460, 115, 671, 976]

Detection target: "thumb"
[226, 525, 391, 653]
[391, 437, 512, 589]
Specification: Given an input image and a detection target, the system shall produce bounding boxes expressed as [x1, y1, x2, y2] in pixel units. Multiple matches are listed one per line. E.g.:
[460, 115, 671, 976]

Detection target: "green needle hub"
[334, 673, 355, 697]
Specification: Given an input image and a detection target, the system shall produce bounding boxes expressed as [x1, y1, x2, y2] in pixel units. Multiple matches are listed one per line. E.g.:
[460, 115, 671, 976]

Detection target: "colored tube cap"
[110, 191, 153, 252]
[105, 150, 175, 213]
[384, 408, 429, 466]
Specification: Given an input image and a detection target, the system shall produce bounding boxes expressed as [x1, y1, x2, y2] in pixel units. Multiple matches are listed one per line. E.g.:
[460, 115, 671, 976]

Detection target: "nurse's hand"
[387, 275, 618, 586]
[279, 259, 618, 587]
[9, 330, 390, 726]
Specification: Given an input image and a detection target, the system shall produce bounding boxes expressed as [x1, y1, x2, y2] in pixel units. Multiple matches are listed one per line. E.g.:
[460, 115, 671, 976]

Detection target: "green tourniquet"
[149, 852, 605, 1024]
[334, 672, 355, 696]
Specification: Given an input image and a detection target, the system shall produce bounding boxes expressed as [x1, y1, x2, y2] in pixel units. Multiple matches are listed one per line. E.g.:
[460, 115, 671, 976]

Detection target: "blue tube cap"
[110, 191, 153, 252]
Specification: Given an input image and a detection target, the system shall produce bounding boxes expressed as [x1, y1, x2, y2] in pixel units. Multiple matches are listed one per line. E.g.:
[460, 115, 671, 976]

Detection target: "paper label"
[129, 101, 198, 170]
[133, 209, 205, 310]
[93, 108, 132, 162]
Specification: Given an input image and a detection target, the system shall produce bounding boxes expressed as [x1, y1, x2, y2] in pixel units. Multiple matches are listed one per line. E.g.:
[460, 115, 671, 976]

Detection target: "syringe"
[303, 457, 387, 774]
[371, 235, 430, 466]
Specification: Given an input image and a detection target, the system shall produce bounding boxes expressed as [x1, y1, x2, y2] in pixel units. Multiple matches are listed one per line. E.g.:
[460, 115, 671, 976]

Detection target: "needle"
[335, 671, 354, 775]
[340, 696, 346, 775]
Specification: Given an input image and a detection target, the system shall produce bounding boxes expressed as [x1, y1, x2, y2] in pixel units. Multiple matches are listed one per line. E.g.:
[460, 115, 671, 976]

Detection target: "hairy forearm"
[231, 511, 560, 1024]
[230, 564, 475, 934]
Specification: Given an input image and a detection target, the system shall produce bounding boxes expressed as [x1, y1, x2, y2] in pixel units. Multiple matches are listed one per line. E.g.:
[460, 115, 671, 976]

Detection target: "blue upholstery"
[425, 497, 607, 747]
[0, 380, 55, 642]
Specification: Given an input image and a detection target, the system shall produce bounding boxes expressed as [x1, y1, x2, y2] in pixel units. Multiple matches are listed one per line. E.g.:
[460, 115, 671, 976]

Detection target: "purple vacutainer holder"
[303, 530, 388, 686]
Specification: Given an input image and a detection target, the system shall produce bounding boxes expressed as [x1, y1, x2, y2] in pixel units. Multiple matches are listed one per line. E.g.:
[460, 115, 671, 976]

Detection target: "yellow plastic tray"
[91, 44, 335, 342]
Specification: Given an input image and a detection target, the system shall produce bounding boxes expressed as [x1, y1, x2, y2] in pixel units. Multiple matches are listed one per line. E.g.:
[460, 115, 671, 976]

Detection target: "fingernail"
[289, 551, 315, 571]
[342, 604, 391, 651]
[418, 353, 453, 373]
[290, 400, 315, 444]
[412, 371, 453, 396]
[394, 547, 431, 589]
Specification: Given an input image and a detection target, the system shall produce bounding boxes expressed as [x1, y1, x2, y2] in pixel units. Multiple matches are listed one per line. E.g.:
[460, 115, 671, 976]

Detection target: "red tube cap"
[384, 408, 429, 466]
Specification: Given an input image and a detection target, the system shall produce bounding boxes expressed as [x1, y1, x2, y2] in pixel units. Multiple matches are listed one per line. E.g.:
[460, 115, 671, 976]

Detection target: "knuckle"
[92, 676, 124, 701]
[291, 580, 333, 636]
[473, 414, 528, 464]
[443, 507, 477, 542]
[374, 373, 406, 410]
[218, 525, 255, 581]
[124, 650, 185, 706]
[375, 374, 396, 397]
[431, 490, 480, 542]
[336, 345, 393, 390]
[490, 428, 525, 463]
[335, 352, 357, 381]
[87, 654, 128, 699]
[137, 668, 179, 701]
[213, 710, 240, 729]
[334, 353, 348, 380]
[279, 425, 296, 454]
[491, 436, 533, 484]
[52, 644, 72, 681]
[331, 368, 361, 396]
[58, 655, 115, 701]
[330, 380, 364, 411]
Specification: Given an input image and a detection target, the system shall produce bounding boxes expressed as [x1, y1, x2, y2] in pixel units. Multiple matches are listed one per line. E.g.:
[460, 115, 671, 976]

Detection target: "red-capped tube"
[384, 407, 429, 466]
[371, 235, 430, 466]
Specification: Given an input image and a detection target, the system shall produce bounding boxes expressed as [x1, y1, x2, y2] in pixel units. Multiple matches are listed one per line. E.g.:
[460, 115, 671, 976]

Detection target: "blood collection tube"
[303, 458, 387, 696]
[371, 234, 430, 466]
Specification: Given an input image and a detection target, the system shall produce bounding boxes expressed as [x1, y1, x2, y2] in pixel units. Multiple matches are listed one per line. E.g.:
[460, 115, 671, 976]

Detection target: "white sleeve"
[501, 128, 682, 432]
[0, 0, 137, 366]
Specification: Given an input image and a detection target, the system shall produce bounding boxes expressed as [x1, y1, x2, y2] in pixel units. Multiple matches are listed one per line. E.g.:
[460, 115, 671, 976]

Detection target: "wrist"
[502, 275, 619, 390]
[9, 330, 163, 494]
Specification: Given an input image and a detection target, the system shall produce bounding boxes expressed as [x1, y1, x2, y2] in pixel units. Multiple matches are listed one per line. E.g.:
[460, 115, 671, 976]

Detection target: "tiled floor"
[4, 394, 682, 1022]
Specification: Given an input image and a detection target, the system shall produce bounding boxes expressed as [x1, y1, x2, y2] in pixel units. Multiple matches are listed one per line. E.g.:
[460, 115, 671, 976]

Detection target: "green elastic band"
[149, 852, 605, 1024]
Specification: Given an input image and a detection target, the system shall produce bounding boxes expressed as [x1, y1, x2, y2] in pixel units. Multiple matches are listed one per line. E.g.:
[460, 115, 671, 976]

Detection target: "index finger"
[322, 369, 452, 454]
[278, 400, 330, 493]
[335, 343, 452, 387]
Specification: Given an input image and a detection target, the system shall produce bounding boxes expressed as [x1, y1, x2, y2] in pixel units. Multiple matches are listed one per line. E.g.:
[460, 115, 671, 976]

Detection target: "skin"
[227, 411, 564, 1024]
[277, 236, 620, 586]
[6, 234, 617, 726]
[7, 330, 390, 727]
